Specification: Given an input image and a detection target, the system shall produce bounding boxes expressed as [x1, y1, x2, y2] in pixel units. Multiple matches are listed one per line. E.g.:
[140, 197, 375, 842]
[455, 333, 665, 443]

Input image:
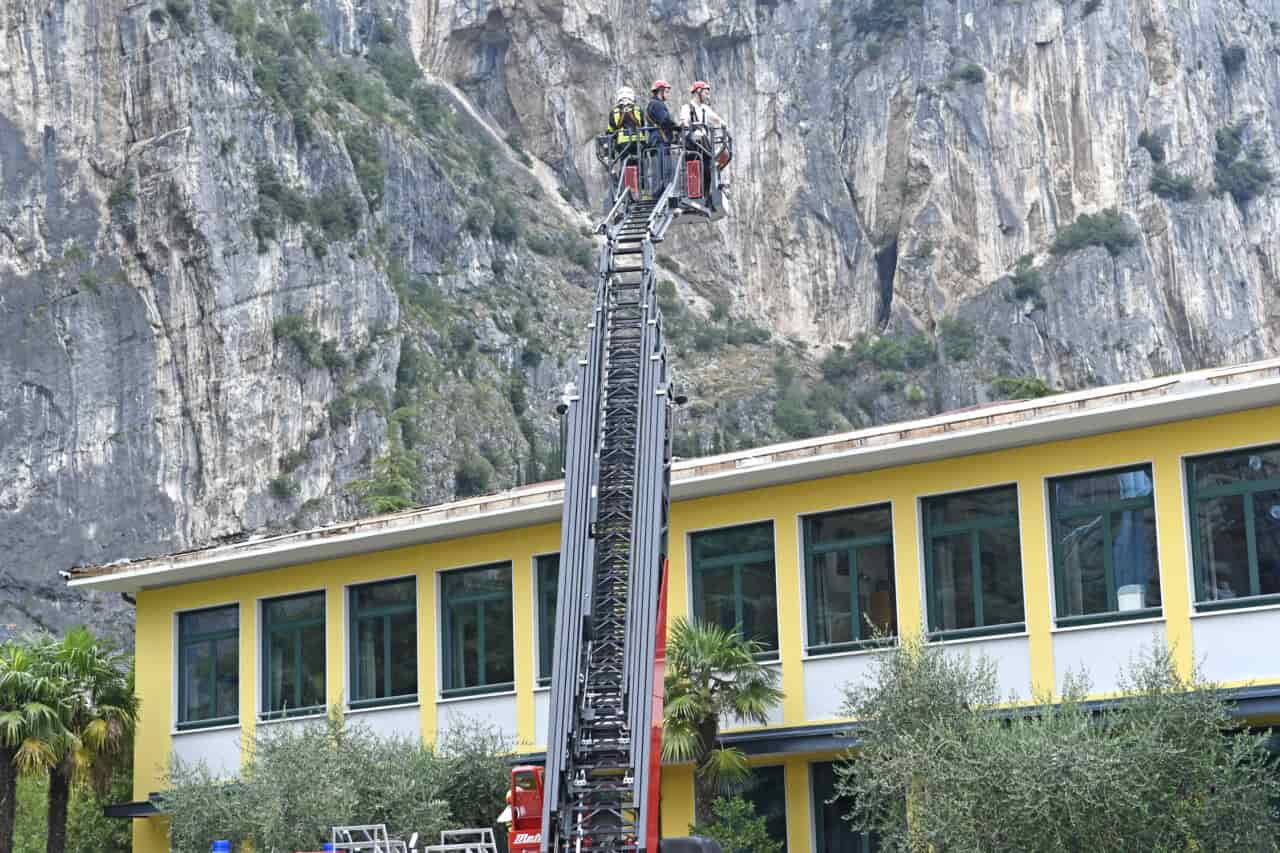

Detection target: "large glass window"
[349, 577, 417, 708]
[690, 523, 779, 655]
[811, 761, 882, 853]
[804, 505, 897, 653]
[1050, 465, 1160, 623]
[261, 592, 325, 719]
[178, 605, 239, 729]
[740, 765, 788, 850]
[923, 486, 1025, 638]
[1188, 444, 1280, 609]
[537, 554, 559, 686]
[441, 563, 514, 696]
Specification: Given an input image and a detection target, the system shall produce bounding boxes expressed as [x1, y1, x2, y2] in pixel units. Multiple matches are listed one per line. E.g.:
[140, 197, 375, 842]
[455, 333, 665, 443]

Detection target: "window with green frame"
[441, 562, 514, 696]
[922, 486, 1025, 639]
[261, 592, 325, 719]
[537, 554, 559, 686]
[178, 605, 239, 729]
[740, 765, 788, 849]
[349, 577, 417, 708]
[804, 505, 897, 653]
[811, 761, 882, 853]
[1188, 444, 1280, 609]
[690, 522, 779, 654]
[1050, 465, 1160, 624]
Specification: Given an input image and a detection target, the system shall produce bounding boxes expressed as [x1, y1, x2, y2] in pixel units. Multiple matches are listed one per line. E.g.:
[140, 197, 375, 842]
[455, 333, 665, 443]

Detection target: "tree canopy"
[834, 638, 1280, 852]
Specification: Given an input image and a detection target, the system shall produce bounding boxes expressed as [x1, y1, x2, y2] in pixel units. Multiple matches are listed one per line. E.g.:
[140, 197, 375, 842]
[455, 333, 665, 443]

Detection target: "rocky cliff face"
[2, 0, 1278, 641]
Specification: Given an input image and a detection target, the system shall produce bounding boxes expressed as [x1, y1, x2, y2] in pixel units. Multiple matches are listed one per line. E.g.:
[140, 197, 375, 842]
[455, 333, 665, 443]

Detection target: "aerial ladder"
[503, 124, 732, 853]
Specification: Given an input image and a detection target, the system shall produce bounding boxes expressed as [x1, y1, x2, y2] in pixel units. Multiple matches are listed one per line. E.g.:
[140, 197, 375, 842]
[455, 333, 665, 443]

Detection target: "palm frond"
[699, 745, 751, 793]
[661, 723, 701, 764]
[15, 736, 57, 774]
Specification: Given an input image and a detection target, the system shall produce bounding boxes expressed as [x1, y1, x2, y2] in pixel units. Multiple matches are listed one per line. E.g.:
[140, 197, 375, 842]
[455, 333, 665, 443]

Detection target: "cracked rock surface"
[2, 0, 1278, 642]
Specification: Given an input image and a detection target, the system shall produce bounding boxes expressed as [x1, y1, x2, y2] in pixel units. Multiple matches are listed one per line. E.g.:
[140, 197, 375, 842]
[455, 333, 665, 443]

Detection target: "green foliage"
[773, 382, 820, 439]
[106, 180, 134, 208]
[1214, 124, 1273, 206]
[271, 315, 328, 368]
[865, 38, 883, 59]
[344, 126, 387, 207]
[268, 476, 297, 500]
[434, 719, 513, 832]
[77, 270, 101, 294]
[821, 333, 936, 378]
[350, 409, 422, 513]
[1050, 208, 1137, 256]
[689, 796, 783, 853]
[454, 452, 496, 498]
[662, 619, 784, 826]
[368, 45, 421, 100]
[279, 447, 311, 472]
[949, 63, 985, 84]
[1149, 165, 1196, 201]
[835, 639, 1280, 851]
[1222, 43, 1247, 75]
[163, 710, 478, 853]
[309, 190, 364, 242]
[14, 766, 131, 853]
[490, 195, 520, 243]
[852, 0, 925, 35]
[411, 86, 451, 134]
[938, 317, 978, 361]
[165, 0, 192, 30]
[329, 66, 389, 118]
[1009, 255, 1044, 306]
[505, 132, 534, 168]
[1136, 129, 1165, 163]
[991, 375, 1056, 399]
[290, 10, 322, 47]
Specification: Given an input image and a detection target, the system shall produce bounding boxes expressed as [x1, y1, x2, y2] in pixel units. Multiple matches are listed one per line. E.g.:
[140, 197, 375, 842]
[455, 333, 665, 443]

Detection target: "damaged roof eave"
[67, 371, 1280, 594]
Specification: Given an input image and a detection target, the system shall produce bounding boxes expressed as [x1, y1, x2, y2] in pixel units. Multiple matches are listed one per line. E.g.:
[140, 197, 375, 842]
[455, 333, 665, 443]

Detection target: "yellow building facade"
[70, 360, 1280, 852]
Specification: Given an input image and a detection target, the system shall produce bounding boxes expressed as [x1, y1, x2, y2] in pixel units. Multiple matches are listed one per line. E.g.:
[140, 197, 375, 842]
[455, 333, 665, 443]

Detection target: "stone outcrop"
[2, 0, 1278, 640]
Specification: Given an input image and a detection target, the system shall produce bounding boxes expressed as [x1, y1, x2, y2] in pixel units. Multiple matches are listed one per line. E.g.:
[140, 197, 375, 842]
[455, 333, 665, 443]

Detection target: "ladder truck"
[504, 125, 733, 853]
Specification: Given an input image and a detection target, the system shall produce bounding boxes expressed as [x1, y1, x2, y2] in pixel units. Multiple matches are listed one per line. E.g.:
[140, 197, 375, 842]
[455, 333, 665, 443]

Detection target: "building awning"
[103, 795, 163, 818]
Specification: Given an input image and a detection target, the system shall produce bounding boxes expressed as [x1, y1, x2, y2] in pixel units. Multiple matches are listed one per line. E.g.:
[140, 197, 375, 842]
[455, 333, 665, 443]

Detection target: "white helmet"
[615, 85, 636, 105]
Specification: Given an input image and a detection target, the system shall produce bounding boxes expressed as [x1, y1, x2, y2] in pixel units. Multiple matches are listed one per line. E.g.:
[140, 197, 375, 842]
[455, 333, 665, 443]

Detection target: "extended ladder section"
[541, 180, 679, 851]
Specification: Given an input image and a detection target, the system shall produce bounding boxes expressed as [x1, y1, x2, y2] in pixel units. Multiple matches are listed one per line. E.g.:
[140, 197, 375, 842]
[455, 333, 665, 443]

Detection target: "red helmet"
[651, 79, 670, 93]
[691, 80, 711, 94]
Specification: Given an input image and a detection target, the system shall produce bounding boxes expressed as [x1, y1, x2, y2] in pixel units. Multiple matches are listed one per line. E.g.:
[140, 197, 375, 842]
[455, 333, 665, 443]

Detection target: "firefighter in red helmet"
[645, 79, 680, 195]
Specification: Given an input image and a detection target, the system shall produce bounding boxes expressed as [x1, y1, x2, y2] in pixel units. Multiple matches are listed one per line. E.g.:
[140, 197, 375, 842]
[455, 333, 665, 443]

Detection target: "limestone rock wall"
[3, 0, 1279, 640]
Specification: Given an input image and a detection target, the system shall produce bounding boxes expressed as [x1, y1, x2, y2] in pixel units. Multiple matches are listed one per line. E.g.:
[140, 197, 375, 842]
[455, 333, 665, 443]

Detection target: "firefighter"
[680, 81, 724, 206]
[645, 79, 680, 194]
[679, 80, 723, 135]
[607, 86, 645, 161]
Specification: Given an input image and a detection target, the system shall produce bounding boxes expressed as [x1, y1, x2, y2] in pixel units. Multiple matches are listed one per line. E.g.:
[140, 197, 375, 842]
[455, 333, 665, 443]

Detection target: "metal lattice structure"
[541, 158, 684, 852]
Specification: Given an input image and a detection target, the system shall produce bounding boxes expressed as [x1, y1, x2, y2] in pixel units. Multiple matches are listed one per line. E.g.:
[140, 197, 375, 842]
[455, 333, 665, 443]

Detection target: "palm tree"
[661, 618, 784, 828]
[42, 627, 138, 853]
[0, 641, 65, 853]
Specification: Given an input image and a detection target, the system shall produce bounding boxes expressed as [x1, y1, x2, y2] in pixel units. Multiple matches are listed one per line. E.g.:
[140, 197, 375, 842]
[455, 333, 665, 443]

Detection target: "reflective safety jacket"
[608, 104, 645, 144]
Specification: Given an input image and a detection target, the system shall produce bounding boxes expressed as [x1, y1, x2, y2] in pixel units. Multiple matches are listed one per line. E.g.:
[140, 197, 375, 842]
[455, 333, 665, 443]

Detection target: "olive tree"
[163, 711, 510, 853]
[835, 638, 1280, 852]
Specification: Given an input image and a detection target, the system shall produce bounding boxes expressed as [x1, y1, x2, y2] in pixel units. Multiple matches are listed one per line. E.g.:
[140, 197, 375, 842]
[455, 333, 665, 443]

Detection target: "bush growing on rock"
[1222, 44, 1247, 75]
[1136, 129, 1165, 163]
[1050, 208, 1136, 256]
[1214, 124, 1273, 206]
[1150, 166, 1196, 201]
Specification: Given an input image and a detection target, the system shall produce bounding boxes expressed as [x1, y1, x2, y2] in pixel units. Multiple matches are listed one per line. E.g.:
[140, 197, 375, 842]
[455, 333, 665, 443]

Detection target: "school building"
[68, 358, 1280, 852]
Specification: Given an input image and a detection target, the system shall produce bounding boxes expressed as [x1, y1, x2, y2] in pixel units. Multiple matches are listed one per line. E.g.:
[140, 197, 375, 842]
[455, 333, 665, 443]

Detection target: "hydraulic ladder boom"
[540, 171, 683, 853]
[539, 126, 730, 853]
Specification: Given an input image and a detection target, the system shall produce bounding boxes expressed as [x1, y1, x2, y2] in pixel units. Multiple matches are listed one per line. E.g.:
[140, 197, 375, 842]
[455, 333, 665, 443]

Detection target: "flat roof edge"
[68, 375, 1280, 593]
